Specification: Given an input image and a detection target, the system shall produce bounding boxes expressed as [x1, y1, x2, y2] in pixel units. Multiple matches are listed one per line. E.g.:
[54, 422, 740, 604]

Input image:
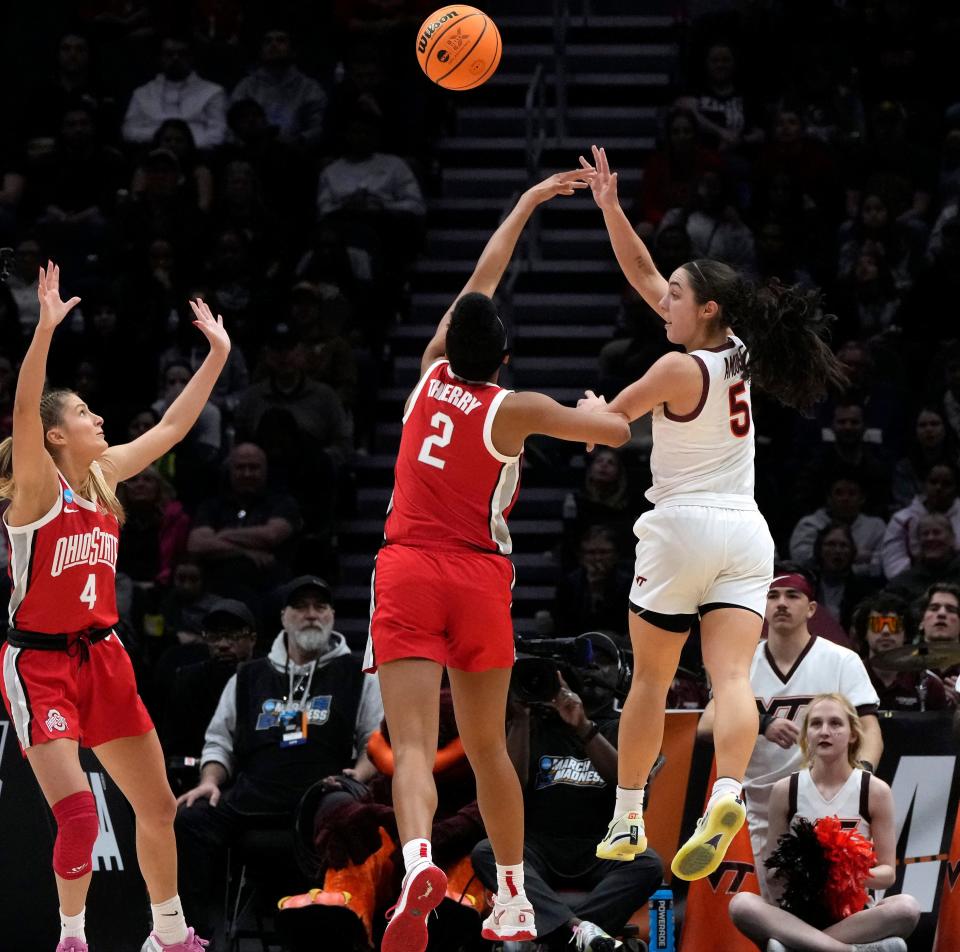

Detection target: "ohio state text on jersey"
[4, 473, 119, 633]
[384, 359, 521, 554]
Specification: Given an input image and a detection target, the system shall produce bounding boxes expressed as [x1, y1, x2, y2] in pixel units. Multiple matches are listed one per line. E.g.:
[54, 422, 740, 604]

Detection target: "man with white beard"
[173, 576, 383, 937]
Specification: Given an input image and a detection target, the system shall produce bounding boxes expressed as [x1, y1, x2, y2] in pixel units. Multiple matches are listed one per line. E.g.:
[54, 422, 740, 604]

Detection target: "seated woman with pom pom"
[729, 692, 919, 952]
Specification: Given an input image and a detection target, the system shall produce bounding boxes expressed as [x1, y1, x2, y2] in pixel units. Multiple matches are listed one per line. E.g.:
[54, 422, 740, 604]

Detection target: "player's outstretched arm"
[580, 145, 669, 316]
[490, 390, 630, 457]
[100, 298, 230, 485]
[584, 352, 704, 424]
[420, 169, 592, 374]
[10, 262, 81, 508]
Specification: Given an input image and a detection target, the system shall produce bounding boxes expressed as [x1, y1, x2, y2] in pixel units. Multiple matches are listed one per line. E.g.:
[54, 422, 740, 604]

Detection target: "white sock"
[401, 837, 432, 875]
[59, 908, 86, 942]
[495, 862, 525, 902]
[615, 785, 645, 817]
[150, 895, 188, 946]
[706, 776, 743, 812]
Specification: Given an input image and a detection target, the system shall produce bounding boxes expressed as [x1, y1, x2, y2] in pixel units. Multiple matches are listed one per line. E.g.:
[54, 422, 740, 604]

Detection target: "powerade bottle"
[648, 888, 675, 952]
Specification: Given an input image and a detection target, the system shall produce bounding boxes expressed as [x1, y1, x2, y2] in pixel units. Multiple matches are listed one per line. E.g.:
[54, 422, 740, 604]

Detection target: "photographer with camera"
[472, 632, 662, 951]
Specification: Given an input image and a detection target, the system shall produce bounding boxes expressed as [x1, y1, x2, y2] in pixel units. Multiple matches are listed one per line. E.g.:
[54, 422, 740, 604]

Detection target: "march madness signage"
[0, 722, 146, 950]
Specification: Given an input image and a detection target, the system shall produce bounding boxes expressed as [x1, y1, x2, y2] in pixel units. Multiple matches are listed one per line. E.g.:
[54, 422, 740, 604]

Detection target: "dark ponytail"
[683, 259, 848, 412]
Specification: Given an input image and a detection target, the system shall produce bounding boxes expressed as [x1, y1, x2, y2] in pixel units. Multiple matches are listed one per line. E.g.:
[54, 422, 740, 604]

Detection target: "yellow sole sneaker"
[670, 793, 745, 881]
[596, 811, 647, 861]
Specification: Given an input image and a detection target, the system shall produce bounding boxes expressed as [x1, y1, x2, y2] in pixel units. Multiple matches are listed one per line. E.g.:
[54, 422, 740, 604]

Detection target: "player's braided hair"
[683, 259, 848, 412]
[0, 389, 125, 523]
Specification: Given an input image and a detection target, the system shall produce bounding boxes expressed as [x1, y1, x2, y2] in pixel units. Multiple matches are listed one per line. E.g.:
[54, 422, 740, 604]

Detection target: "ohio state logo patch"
[45, 709, 68, 732]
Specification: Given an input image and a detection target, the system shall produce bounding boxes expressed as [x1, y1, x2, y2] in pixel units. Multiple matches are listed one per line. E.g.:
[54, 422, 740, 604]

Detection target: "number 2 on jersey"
[80, 573, 97, 610]
[418, 412, 454, 469]
[728, 381, 751, 437]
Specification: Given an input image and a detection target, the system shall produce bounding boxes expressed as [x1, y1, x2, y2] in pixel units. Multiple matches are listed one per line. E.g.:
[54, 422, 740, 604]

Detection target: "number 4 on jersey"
[418, 412, 455, 469]
[80, 573, 97, 609]
[728, 381, 751, 437]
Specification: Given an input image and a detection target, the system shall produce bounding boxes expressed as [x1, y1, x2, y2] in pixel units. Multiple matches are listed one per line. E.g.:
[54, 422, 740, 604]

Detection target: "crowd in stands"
[0, 1, 959, 949]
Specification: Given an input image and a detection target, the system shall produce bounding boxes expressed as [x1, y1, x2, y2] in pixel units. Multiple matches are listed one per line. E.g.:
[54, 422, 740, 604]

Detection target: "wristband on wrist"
[759, 714, 774, 736]
[579, 720, 600, 743]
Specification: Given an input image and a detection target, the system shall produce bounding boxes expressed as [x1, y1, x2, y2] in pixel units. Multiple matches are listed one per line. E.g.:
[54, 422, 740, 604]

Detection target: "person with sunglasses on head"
[577, 144, 848, 883]
[852, 590, 949, 713]
[697, 567, 881, 896]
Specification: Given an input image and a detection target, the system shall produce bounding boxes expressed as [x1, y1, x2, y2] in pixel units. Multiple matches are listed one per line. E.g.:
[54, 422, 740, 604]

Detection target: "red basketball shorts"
[366, 544, 516, 673]
[1, 633, 154, 752]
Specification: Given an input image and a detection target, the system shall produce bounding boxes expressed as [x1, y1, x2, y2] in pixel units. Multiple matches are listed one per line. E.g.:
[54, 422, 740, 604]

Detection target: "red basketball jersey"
[5, 473, 120, 633]
[384, 359, 522, 553]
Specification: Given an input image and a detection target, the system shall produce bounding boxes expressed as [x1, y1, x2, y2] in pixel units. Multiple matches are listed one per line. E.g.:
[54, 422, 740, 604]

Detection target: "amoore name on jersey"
[50, 528, 119, 577]
[723, 346, 747, 380]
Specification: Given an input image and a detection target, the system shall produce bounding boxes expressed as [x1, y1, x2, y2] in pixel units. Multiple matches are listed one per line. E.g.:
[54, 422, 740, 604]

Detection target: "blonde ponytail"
[84, 460, 125, 525]
[0, 436, 14, 500]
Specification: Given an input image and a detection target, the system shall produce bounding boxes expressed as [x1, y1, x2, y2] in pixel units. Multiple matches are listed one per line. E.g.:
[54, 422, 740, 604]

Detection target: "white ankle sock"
[59, 908, 86, 942]
[615, 785, 645, 817]
[402, 837, 432, 875]
[495, 862, 525, 901]
[150, 895, 188, 946]
[707, 776, 743, 811]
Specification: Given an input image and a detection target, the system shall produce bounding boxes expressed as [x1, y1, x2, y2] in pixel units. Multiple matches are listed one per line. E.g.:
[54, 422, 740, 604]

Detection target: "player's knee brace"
[52, 790, 99, 880]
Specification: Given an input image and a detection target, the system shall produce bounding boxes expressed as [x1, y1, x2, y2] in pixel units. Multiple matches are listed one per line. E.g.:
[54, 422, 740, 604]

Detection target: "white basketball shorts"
[628, 505, 774, 620]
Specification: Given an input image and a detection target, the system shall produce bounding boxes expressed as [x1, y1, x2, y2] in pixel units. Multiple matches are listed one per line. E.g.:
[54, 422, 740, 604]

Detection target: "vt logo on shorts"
[45, 709, 68, 732]
[635, 574, 647, 587]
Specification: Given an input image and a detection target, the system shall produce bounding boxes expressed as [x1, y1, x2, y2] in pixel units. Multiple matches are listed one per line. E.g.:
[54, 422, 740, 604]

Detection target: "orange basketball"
[415, 5, 502, 91]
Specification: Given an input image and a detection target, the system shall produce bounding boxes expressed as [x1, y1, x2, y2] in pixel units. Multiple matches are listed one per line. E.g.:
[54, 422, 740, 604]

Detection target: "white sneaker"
[852, 940, 908, 952]
[481, 895, 537, 942]
[381, 862, 447, 952]
[595, 811, 646, 861]
[572, 919, 622, 950]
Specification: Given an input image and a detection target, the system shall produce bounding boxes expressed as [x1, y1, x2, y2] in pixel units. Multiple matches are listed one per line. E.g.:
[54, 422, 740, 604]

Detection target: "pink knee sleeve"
[52, 791, 99, 880]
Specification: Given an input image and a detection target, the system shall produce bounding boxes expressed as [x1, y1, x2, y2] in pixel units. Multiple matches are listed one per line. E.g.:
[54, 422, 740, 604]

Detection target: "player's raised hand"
[528, 168, 594, 204]
[188, 297, 231, 354]
[579, 145, 620, 211]
[36, 260, 81, 331]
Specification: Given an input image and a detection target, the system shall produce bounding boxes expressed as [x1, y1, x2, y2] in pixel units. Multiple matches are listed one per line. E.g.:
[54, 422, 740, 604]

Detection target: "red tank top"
[384, 360, 522, 553]
[5, 473, 120, 633]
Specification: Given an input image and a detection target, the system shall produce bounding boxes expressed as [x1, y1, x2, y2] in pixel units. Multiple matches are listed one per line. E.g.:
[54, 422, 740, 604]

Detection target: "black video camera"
[512, 635, 597, 704]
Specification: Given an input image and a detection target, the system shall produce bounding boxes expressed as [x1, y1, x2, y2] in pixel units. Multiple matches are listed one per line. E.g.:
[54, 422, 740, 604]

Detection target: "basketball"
[415, 5, 502, 91]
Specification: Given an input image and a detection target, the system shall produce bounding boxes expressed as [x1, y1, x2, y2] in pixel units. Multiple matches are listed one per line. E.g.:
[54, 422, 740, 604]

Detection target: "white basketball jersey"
[745, 636, 879, 795]
[647, 335, 756, 509]
[789, 768, 872, 839]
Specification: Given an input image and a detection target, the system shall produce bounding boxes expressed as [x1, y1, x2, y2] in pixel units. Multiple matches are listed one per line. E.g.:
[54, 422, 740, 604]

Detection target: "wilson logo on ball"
[417, 10, 460, 54]
[415, 5, 501, 91]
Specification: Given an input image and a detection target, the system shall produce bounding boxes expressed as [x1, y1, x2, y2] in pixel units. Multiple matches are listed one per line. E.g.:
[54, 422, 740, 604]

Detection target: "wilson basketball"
[415, 5, 502, 91]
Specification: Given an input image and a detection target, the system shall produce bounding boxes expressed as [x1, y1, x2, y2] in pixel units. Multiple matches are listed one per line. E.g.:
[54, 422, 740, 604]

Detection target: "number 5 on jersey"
[728, 381, 751, 437]
[418, 412, 455, 469]
[80, 573, 97, 609]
